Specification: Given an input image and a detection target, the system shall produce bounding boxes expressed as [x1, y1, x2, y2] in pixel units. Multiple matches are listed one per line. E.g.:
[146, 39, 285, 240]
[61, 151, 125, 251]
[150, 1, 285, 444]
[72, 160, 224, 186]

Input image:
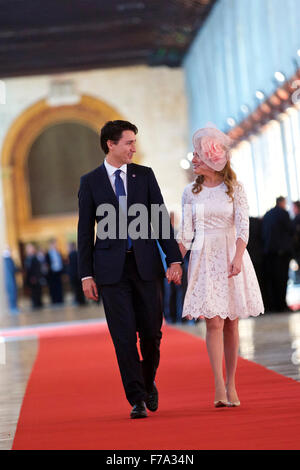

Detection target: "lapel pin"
[132, 174, 136, 178]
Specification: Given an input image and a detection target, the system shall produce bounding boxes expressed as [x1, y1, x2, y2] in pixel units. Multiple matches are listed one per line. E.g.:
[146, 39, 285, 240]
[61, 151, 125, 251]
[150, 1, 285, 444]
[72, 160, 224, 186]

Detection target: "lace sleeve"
[233, 182, 249, 244]
[177, 185, 195, 250]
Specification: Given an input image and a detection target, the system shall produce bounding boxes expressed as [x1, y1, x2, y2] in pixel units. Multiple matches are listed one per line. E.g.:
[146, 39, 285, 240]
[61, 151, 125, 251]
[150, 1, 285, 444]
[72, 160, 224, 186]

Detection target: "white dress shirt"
[104, 159, 128, 195]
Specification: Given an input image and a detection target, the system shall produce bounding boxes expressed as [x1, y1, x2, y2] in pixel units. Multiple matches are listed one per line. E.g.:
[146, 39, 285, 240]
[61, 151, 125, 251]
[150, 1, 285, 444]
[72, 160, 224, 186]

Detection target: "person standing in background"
[3, 246, 19, 314]
[165, 212, 185, 323]
[24, 243, 43, 310]
[262, 196, 294, 312]
[292, 201, 300, 285]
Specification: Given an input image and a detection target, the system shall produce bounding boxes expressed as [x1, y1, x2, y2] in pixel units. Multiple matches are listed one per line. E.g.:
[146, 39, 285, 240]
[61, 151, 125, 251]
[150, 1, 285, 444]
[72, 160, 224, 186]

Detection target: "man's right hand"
[82, 278, 99, 301]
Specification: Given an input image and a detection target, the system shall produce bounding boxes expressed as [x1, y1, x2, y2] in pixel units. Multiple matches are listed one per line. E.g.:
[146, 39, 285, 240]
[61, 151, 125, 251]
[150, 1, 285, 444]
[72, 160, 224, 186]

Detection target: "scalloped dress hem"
[182, 311, 264, 321]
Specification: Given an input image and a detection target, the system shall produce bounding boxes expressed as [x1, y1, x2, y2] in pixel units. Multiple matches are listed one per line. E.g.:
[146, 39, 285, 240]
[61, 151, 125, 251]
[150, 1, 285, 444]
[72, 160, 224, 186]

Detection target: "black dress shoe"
[146, 383, 158, 412]
[130, 401, 148, 419]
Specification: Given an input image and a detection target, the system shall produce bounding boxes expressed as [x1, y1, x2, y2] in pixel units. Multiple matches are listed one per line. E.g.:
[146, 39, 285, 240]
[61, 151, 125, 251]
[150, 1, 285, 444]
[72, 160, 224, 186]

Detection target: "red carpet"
[291, 303, 300, 311]
[10, 323, 300, 450]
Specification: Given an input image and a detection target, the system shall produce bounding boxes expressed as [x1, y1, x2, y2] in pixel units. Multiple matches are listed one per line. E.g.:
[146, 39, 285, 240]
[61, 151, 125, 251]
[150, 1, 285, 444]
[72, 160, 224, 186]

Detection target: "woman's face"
[192, 151, 215, 176]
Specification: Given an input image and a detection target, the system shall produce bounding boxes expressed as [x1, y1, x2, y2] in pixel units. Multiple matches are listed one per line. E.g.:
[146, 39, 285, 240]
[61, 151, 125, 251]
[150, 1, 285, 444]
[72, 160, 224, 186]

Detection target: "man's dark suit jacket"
[77, 162, 182, 285]
[262, 206, 294, 255]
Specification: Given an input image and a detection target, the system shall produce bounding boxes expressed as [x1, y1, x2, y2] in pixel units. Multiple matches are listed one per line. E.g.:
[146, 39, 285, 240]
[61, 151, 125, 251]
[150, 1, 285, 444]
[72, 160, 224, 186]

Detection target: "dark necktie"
[114, 169, 132, 250]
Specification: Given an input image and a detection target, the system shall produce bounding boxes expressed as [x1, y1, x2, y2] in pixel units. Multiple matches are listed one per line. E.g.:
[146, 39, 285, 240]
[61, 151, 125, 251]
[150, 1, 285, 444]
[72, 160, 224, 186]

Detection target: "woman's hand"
[228, 255, 242, 278]
[166, 264, 182, 285]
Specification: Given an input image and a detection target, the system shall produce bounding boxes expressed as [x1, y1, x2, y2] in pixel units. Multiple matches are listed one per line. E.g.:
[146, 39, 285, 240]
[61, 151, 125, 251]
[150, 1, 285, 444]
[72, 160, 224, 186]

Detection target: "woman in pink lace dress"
[177, 124, 264, 408]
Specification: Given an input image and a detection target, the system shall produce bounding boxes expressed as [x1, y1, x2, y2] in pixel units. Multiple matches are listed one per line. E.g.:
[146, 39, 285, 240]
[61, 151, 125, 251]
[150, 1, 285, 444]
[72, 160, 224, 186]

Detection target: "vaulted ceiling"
[0, 0, 217, 78]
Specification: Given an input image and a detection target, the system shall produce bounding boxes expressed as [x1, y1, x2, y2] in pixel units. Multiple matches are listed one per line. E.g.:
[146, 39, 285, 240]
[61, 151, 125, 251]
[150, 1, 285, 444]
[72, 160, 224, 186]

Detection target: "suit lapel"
[93, 163, 119, 208]
[93, 163, 137, 210]
[127, 164, 137, 209]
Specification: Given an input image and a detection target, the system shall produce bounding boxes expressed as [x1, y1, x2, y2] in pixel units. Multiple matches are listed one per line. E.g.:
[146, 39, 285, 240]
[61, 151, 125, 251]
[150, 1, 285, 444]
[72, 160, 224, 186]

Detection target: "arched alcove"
[27, 121, 104, 216]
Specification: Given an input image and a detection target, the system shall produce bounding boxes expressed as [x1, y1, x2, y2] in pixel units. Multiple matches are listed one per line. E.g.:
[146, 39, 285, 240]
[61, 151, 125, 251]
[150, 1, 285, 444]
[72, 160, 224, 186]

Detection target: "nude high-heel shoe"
[214, 385, 229, 407]
[214, 400, 229, 408]
[226, 387, 240, 407]
[227, 400, 240, 407]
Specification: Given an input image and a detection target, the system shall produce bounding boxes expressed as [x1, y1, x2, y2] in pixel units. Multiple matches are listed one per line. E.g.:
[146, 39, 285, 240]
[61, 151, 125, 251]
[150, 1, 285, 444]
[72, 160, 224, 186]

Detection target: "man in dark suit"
[262, 196, 294, 312]
[24, 243, 43, 310]
[77, 120, 183, 419]
[292, 201, 300, 284]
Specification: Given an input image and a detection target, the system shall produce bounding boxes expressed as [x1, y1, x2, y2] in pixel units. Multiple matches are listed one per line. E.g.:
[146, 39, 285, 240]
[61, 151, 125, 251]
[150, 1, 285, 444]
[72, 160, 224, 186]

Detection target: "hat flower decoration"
[192, 122, 234, 171]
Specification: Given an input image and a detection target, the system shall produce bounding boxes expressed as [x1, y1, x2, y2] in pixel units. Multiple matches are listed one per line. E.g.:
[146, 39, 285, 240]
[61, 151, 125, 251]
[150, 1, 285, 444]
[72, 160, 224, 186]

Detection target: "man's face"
[108, 130, 136, 165]
[279, 199, 287, 210]
[26, 244, 35, 256]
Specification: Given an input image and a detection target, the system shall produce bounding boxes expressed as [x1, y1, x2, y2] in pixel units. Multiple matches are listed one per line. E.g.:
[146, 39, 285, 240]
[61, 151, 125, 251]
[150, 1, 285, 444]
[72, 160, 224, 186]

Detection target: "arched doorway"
[28, 121, 103, 217]
[1, 94, 141, 262]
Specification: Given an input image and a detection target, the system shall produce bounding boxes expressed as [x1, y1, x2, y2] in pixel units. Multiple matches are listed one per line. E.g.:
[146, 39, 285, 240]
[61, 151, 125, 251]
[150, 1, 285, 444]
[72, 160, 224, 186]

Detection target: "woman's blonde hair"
[192, 155, 238, 202]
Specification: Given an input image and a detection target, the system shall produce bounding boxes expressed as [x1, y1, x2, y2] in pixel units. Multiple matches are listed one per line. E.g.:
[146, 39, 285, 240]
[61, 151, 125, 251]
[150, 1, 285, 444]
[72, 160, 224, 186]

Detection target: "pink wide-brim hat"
[192, 123, 234, 171]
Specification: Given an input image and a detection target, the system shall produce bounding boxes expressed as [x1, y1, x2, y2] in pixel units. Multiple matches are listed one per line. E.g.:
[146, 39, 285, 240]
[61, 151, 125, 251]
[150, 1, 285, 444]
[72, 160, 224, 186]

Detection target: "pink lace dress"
[177, 181, 264, 320]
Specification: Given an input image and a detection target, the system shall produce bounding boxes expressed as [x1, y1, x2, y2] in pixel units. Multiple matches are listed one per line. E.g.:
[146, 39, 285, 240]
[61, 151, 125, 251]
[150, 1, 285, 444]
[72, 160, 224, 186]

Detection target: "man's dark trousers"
[100, 252, 163, 405]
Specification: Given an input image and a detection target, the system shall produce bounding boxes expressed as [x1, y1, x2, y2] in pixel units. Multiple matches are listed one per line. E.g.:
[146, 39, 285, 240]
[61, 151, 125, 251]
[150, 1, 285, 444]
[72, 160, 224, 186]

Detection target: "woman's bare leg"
[205, 317, 227, 402]
[223, 318, 240, 403]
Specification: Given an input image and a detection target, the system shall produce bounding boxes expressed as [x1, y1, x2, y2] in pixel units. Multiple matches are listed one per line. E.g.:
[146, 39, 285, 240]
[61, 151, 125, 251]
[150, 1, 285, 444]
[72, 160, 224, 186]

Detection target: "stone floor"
[0, 284, 300, 450]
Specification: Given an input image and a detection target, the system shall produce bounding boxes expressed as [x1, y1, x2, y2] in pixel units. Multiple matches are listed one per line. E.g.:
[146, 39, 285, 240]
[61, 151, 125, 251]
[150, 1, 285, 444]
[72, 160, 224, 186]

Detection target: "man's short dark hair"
[293, 200, 300, 211]
[100, 120, 138, 154]
[276, 196, 286, 206]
